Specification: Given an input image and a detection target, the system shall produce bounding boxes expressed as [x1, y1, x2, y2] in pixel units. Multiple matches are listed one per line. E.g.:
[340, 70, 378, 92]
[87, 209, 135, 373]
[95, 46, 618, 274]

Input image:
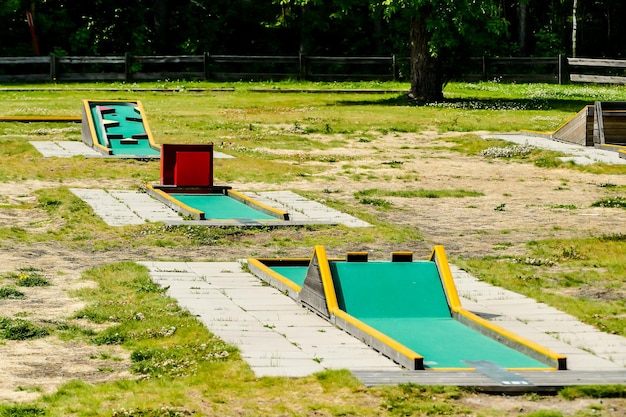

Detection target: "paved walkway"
[30, 141, 234, 159]
[483, 134, 626, 165]
[70, 188, 370, 227]
[30, 141, 102, 158]
[139, 260, 626, 383]
[140, 261, 401, 377]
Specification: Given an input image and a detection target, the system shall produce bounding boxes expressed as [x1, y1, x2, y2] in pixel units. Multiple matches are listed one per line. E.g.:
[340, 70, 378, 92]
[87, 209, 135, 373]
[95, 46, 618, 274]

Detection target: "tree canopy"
[1, 1, 626, 99]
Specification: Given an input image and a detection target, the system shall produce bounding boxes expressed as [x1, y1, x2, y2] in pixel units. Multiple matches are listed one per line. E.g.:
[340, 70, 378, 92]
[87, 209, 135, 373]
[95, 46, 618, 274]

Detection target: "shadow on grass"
[334, 94, 591, 113]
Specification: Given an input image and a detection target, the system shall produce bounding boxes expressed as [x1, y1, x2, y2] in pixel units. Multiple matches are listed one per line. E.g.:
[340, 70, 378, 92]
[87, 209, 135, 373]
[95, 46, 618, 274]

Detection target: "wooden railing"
[0, 53, 624, 85]
[0, 53, 402, 83]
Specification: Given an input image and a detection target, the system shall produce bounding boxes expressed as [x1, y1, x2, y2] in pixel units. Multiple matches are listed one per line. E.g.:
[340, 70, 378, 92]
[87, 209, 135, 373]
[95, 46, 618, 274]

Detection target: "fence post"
[299, 53, 305, 81]
[49, 53, 56, 82]
[124, 53, 131, 82]
[204, 52, 210, 80]
[481, 56, 487, 81]
[392, 54, 397, 81]
[558, 54, 567, 84]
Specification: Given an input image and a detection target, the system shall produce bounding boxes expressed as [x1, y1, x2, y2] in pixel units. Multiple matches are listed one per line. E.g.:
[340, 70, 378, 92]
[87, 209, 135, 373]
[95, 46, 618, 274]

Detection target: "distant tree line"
[2, 0, 624, 59]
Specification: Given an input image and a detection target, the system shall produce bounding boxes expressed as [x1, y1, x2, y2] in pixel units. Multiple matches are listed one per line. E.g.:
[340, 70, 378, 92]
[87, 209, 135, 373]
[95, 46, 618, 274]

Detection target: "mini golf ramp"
[526, 102, 626, 159]
[146, 143, 289, 224]
[248, 246, 567, 372]
[81, 100, 160, 158]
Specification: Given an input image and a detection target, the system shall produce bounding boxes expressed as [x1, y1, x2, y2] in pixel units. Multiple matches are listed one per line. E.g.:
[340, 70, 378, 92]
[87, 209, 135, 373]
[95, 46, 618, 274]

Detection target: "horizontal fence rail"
[567, 58, 626, 84]
[0, 53, 623, 85]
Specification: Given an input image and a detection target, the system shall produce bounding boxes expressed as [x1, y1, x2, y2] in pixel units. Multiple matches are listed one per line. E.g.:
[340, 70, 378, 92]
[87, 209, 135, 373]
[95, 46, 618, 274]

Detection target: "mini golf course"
[248, 246, 567, 372]
[81, 99, 160, 157]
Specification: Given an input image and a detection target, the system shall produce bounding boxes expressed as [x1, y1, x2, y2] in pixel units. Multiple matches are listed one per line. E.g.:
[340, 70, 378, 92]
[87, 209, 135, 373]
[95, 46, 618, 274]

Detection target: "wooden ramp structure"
[593, 101, 626, 156]
[530, 102, 626, 159]
[550, 105, 594, 146]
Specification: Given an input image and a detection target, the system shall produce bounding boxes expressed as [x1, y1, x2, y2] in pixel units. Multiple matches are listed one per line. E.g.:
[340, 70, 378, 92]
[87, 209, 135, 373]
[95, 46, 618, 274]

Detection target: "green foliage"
[0, 404, 46, 417]
[15, 273, 51, 287]
[560, 385, 626, 400]
[0, 317, 49, 340]
[358, 197, 392, 208]
[0, 286, 26, 299]
[130, 341, 234, 378]
[111, 407, 193, 417]
[378, 384, 465, 416]
[524, 411, 563, 417]
[314, 369, 363, 392]
[591, 196, 626, 209]
[355, 188, 483, 199]
[2, 269, 50, 287]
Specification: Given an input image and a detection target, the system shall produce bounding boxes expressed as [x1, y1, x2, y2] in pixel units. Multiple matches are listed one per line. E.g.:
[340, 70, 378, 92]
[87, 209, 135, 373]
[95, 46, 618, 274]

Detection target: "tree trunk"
[408, 15, 443, 102]
[518, 0, 527, 54]
[153, 0, 170, 54]
[572, 0, 577, 57]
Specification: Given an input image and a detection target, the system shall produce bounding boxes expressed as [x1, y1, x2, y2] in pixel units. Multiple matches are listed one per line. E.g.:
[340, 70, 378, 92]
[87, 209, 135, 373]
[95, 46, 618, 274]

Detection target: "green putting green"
[172, 193, 278, 220]
[331, 261, 550, 369]
[268, 261, 551, 369]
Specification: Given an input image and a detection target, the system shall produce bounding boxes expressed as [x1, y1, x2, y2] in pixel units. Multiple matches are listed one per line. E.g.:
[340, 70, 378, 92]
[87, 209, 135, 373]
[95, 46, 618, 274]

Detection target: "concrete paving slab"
[70, 188, 146, 226]
[243, 191, 371, 227]
[32, 140, 235, 159]
[30, 141, 102, 158]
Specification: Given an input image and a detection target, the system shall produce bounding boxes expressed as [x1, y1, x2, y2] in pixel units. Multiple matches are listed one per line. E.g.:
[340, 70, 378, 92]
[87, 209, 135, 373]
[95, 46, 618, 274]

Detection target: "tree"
[379, 0, 506, 101]
[273, 0, 505, 101]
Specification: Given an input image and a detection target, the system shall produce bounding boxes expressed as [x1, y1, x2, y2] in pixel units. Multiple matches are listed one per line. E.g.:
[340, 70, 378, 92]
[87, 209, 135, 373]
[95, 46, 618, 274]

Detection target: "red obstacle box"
[146, 143, 289, 222]
[159, 143, 219, 188]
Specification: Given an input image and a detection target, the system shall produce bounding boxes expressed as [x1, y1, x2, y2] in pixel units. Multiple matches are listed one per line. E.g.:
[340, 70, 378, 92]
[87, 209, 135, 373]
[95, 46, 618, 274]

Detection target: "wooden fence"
[0, 53, 624, 85]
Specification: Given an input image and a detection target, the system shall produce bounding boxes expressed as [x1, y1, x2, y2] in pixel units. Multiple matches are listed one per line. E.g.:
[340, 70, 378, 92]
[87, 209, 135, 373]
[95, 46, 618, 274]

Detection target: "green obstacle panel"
[89, 102, 159, 156]
[172, 194, 278, 220]
[109, 138, 160, 156]
[269, 266, 308, 287]
[330, 261, 450, 318]
[330, 261, 551, 369]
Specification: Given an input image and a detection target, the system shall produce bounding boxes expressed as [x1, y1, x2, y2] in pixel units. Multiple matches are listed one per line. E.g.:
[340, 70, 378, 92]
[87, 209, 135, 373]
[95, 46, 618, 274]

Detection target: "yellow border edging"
[227, 189, 289, 220]
[432, 245, 566, 370]
[314, 245, 340, 313]
[145, 184, 205, 219]
[134, 100, 161, 152]
[246, 258, 303, 293]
